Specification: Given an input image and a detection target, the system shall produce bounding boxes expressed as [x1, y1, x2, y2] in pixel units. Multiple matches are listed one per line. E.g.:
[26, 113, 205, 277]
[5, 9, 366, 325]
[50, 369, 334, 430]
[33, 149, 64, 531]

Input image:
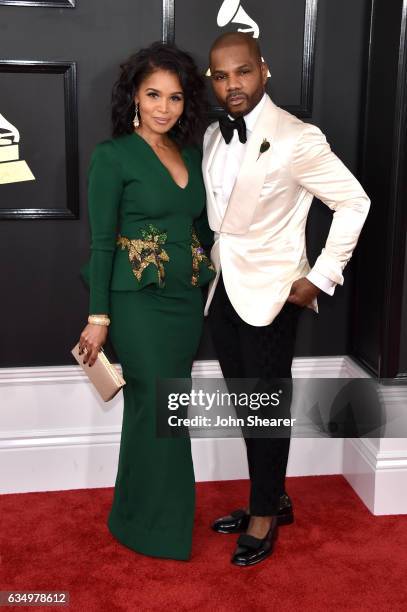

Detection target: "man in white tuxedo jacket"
[203, 32, 370, 567]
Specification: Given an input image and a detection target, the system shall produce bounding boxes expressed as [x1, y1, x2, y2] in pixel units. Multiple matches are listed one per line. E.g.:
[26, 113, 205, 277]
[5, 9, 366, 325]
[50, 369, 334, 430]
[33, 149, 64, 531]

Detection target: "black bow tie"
[219, 115, 247, 144]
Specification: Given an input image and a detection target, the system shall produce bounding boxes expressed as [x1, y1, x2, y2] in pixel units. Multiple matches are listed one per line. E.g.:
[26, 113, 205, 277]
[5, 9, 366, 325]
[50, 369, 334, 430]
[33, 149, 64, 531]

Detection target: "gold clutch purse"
[71, 342, 126, 402]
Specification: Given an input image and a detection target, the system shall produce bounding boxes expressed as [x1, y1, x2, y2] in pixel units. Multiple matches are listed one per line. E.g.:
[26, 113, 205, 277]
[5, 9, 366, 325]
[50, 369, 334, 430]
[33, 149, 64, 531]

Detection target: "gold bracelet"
[88, 315, 110, 326]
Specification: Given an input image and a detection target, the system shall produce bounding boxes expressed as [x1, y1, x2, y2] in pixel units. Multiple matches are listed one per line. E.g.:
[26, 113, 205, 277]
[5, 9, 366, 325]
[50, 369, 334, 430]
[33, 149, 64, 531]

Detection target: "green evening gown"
[80, 131, 215, 560]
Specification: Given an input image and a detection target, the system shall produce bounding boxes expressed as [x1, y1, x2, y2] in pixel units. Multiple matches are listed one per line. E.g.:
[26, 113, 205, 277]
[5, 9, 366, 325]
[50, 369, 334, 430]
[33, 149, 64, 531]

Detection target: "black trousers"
[208, 273, 303, 516]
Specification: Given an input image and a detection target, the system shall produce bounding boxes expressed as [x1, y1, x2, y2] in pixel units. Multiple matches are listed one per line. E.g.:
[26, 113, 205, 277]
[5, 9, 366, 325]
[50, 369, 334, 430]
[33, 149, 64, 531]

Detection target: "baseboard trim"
[0, 355, 370, 384]
[343, 438, 407, 514]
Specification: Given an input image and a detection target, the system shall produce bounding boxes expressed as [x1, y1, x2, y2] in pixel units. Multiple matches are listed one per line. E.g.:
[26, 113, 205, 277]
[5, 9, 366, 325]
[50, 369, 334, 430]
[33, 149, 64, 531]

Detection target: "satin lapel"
[202, 124, 223, 229]
[220, 96, 281, 234]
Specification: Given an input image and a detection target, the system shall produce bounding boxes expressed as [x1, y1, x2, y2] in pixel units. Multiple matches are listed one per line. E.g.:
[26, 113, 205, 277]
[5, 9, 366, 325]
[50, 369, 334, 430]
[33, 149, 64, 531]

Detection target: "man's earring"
[133, 102, 140, 128]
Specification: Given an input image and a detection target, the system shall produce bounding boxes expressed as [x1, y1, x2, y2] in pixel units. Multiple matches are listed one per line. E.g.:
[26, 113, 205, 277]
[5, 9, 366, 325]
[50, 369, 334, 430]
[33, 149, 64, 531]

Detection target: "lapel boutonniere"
[256, 138, 271, 161]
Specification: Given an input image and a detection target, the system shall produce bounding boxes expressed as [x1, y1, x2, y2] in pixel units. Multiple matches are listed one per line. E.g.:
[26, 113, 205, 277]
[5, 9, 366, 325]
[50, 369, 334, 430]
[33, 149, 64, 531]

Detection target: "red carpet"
[1, 476, 407, 611]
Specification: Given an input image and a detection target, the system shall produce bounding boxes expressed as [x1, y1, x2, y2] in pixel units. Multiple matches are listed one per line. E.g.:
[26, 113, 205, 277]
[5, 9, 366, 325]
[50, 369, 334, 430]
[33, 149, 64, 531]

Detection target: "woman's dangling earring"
[133, 102, 140, 129]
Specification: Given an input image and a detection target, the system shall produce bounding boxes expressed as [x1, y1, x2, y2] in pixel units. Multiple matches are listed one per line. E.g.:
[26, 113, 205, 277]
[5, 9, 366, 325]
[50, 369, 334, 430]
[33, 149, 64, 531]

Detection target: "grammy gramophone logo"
[0, 112, 35, 185]
[207, 0, 270, 77]
[217, 0, 260, 38]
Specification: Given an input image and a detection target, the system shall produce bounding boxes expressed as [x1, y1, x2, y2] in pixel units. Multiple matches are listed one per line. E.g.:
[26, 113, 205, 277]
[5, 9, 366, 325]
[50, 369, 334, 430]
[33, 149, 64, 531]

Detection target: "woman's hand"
[79, 323, 109, 367]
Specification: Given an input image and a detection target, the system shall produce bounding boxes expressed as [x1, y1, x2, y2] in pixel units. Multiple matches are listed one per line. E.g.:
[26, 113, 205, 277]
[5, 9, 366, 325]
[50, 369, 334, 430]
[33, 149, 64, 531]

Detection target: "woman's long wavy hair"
[111, 42, 207, 146]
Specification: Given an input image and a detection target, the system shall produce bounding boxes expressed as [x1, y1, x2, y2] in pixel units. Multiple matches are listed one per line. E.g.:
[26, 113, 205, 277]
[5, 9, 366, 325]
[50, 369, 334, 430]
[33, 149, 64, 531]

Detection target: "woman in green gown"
[78, 42, 215, 560]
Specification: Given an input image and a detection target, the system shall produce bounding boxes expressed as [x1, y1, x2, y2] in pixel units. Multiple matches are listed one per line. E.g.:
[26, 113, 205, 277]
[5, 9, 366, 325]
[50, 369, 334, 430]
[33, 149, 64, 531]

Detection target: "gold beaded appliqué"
[191, 228, 214, 286]
[116, 224, 169, 287]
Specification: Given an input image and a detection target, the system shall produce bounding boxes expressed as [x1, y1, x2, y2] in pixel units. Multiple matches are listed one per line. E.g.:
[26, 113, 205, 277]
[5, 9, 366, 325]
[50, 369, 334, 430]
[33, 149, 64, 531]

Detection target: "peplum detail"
[115, 223, 214, 289]
[191, 227, 215, 287]
[116, 224, 169, 288]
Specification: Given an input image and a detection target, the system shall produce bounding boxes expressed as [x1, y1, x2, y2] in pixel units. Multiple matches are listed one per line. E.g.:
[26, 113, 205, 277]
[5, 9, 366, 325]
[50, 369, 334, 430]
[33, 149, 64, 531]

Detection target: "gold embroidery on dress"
[191, 227, 215, 286]
[116, 224, 169, 287]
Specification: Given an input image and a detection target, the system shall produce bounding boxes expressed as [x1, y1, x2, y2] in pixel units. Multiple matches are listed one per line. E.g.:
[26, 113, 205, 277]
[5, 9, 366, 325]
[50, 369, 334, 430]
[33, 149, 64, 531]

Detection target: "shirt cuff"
[306, 270, 336, 296]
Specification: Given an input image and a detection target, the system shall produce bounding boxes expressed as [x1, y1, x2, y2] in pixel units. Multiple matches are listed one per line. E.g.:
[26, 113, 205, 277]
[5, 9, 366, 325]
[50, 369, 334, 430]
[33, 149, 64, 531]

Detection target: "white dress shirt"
[209, 93, 336, 296]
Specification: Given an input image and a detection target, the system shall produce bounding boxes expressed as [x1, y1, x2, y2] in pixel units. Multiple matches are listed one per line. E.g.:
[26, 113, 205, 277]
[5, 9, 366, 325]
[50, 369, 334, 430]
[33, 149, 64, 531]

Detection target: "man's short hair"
[209, 32, 263, 64]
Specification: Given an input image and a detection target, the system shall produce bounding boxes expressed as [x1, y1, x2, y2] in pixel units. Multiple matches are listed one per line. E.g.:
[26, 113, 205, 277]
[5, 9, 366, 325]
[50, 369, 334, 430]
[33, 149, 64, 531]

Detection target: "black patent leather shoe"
[211, 493, 293, 533]
[231, 516, 279, 567]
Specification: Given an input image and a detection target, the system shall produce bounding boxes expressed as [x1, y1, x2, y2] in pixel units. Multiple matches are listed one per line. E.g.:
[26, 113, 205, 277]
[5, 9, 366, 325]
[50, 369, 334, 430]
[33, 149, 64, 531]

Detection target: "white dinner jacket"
[202, 94, 371, 326]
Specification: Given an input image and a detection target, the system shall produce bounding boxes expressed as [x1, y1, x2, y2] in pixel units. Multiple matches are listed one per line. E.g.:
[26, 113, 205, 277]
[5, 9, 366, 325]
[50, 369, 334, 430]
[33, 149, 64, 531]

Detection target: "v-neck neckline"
[132, 131, 190, 190]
